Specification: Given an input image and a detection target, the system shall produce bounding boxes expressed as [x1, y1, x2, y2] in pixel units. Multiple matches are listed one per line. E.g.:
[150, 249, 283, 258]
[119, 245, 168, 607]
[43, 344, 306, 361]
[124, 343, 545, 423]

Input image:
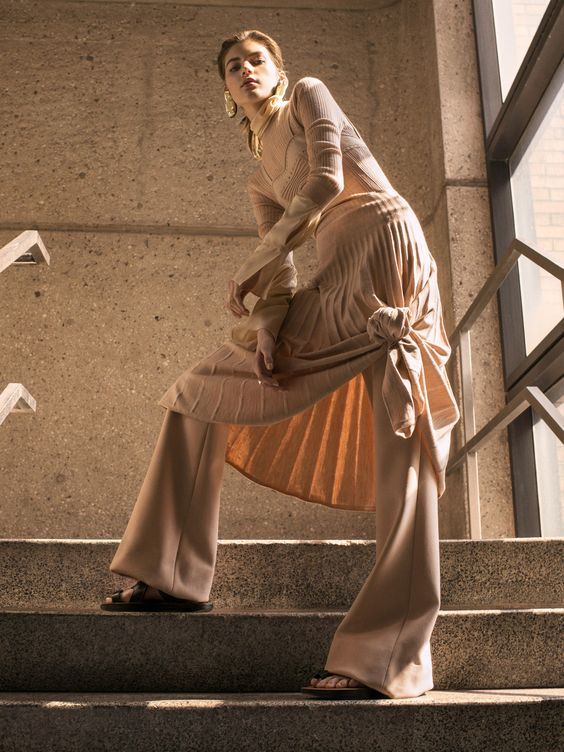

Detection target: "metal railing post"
[459, 329, 482, 539]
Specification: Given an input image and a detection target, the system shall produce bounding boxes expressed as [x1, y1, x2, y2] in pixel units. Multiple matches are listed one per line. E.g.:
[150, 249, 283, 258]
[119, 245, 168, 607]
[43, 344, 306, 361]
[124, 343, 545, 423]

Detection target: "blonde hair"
[217, 29, 287, 156]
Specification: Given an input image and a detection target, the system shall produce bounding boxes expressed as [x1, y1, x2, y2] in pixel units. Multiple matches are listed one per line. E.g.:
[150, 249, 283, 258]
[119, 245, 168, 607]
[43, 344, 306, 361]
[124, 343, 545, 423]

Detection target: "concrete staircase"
[0, 538, 562, 750]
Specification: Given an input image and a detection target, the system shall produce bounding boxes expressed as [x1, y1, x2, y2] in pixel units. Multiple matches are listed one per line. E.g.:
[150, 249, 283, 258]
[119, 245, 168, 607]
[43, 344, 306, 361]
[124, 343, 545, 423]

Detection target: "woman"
[101, 29, 460, 701]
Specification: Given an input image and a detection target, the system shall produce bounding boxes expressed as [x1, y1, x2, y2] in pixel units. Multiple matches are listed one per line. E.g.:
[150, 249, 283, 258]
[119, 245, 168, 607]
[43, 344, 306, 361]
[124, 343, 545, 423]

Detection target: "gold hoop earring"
[274, 77, 288, 99]
[224, 89, 237, 118]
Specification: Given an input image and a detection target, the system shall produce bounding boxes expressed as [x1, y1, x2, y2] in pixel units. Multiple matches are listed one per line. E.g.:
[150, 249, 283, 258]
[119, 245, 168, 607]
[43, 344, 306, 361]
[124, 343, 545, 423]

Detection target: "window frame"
[471, 0, 564, 536]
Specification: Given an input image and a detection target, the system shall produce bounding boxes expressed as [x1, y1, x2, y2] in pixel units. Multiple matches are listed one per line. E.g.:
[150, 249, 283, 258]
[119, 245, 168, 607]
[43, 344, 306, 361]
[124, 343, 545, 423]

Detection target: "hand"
[225, 279, 250, 318]
[254, 328, 283, 389]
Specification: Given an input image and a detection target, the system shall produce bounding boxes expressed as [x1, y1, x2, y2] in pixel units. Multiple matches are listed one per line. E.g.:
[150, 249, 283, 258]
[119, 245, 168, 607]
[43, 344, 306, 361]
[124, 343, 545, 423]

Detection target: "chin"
[242, 88, 263, 99]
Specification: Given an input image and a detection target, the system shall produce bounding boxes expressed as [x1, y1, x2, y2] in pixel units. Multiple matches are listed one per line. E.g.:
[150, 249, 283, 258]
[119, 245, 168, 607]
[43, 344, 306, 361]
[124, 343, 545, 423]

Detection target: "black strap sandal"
[301, 669, 388, 699]
[100, 580, 214, 612]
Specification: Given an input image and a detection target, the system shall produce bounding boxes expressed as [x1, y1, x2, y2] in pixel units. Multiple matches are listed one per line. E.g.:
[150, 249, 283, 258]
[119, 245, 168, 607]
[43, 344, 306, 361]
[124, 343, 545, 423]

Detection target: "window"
[510, 71, 563, 353]
[492, 0, 551, 99]
[473, 0, 563, 536]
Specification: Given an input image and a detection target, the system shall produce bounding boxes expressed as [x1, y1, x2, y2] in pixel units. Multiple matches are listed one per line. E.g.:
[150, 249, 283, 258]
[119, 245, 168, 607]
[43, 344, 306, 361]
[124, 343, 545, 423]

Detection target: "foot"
[104, 581, 167, 604]
[309, 673, 366, 689]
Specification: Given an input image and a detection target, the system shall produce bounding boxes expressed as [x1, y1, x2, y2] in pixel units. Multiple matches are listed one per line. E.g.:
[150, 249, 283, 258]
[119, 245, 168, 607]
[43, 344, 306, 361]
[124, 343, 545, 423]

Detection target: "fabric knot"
[365, 303, 425, 439]
[367, 305, 412, 345]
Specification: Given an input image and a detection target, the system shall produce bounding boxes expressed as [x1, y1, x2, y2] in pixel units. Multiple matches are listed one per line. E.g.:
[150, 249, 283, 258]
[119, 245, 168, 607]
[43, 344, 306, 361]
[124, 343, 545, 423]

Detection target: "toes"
[105, 587, 131, 604]
[336, 676, 362, 687]
[312, 674, 363, 688]
[104, 584, 165, 604]
[316, 676, 336, 688]
[310, 676, 328, 687]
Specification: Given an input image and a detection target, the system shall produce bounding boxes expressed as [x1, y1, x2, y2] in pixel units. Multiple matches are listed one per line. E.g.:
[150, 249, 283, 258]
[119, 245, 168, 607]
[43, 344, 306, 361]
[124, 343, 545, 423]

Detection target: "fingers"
[254, 350, 283, 389]
[254, 329, 284, 388]
[262, 350, 274, 371]
[257, 373, 282, 389]
[226, 296, 249, 318]
[224, 287, 242, 317]
[233, 296, 249, 317]
[225, 280, 249, 318]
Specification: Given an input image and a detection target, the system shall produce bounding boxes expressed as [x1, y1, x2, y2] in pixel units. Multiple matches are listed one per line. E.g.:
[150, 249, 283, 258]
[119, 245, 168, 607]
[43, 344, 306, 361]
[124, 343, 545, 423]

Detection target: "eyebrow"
[226, 52, 264, 66]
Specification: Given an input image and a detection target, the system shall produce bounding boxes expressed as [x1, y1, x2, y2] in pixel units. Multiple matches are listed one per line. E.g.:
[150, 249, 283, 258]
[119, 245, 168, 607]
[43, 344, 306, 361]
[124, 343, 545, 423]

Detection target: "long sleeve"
[231, 77, 345, 300]
[231, 183, 297, 346]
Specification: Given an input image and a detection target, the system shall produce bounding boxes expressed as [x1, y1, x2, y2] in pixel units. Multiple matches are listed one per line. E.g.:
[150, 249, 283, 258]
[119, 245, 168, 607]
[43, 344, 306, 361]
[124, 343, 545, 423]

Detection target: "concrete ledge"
[0, 689, 562, 752]
[0, 539, 562, 610]
[0, 607, 562, 692]
[43, 0, 394, 7]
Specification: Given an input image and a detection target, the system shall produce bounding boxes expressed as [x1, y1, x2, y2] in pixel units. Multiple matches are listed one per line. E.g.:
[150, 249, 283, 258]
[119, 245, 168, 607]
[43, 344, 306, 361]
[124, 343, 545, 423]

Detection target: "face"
[223, 39, 285, 118]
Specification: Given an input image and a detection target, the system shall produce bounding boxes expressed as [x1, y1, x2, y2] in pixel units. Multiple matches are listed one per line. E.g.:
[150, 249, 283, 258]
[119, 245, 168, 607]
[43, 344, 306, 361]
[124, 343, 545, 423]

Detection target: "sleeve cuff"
[231, 193, 321, 298]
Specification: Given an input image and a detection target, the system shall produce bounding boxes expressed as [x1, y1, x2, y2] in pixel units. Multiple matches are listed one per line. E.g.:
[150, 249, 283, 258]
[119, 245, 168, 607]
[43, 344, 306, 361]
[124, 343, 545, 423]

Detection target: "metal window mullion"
[459, 328, 482, 539]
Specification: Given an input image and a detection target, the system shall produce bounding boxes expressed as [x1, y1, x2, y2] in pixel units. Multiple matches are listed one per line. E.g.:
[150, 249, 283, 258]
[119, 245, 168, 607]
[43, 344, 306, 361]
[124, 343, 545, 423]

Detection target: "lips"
[241, 79, 258, 89]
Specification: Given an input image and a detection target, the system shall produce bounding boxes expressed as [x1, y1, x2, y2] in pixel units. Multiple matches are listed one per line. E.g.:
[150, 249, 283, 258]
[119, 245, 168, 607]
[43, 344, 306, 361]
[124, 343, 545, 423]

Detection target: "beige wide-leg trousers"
[109, 354, 441, 699]
[109, 410, 230, 603]
[323, 361, 441, 699]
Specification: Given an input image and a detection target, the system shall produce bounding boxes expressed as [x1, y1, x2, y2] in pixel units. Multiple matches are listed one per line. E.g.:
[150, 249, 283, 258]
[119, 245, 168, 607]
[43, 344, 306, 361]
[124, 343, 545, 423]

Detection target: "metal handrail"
[0, 383, 37, 426]
[0, 230, 50, 274]
[448, 384, 563, 472]
[1, 230, 48, 425]
[446, 237, 564, 539]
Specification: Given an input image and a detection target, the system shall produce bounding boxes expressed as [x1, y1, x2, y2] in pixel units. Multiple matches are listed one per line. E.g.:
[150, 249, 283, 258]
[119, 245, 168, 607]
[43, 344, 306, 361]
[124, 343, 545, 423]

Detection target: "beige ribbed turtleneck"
[247, 81, 288, 160]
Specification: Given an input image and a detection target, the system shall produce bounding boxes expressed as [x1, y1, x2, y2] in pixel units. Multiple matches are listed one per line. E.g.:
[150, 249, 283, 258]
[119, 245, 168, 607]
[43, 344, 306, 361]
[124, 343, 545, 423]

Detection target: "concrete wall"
[0, 0, 513, 539]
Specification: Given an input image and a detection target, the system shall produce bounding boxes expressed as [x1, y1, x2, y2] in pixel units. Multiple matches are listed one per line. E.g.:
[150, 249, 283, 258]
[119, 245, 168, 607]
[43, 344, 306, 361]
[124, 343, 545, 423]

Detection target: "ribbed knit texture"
[158, 77, 460, 512]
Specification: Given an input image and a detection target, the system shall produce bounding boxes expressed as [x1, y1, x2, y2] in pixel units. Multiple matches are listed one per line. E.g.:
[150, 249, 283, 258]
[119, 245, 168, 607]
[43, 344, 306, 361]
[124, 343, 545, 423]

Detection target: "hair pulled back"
[217, 29, 287, 156]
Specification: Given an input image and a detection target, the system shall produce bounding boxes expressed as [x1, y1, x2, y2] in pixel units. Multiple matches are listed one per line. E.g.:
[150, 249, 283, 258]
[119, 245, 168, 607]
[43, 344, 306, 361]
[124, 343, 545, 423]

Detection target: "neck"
[243, 98, 269, 120]
[245, 80, 289, 160]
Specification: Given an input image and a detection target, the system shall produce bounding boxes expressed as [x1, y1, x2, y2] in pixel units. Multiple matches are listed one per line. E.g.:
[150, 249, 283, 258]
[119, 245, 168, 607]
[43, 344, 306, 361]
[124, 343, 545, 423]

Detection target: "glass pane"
[533, 376, 564, 536]
[509, 76, 564, 354]
[491, 0, 550, 100]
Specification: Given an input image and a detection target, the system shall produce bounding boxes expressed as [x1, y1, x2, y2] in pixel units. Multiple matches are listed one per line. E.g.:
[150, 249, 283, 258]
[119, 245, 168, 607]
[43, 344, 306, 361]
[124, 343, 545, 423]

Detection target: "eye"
[229, 58, 265, 72]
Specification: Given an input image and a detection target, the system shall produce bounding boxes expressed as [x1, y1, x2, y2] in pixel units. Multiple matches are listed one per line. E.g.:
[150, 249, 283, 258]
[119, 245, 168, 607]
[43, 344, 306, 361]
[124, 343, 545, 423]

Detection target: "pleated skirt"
[158, 191, 460, 512]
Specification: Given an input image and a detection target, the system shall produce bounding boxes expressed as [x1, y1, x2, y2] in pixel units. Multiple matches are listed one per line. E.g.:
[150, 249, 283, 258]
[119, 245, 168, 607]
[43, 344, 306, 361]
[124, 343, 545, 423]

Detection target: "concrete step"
[1, 538, 562, 610]
[0, 689, 562, 752]
[0, 606, 562, 692]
